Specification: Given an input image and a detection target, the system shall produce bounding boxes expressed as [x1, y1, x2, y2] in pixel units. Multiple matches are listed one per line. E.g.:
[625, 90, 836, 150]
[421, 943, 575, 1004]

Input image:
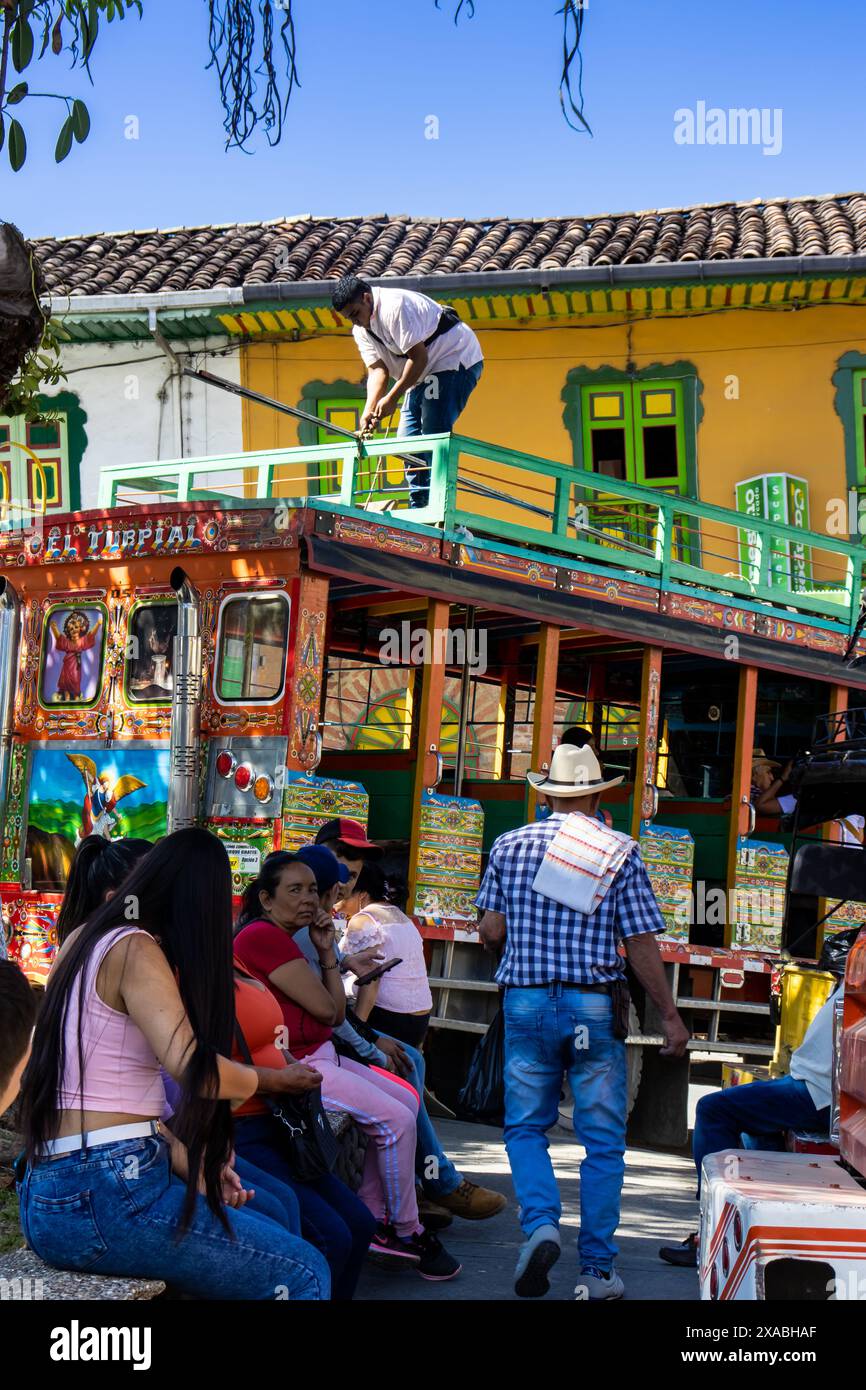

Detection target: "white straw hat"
[526, 743, 624, 797]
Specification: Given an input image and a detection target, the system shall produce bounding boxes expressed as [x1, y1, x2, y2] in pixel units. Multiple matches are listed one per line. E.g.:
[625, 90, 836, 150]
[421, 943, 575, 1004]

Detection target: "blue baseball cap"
[296, 844, 351, 894]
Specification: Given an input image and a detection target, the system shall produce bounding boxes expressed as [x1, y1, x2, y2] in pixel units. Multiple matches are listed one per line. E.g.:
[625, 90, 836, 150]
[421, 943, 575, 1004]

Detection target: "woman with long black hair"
[53, 832, 311, 1242]
[56, 835, 153, 946]
[19, 828, 329, 1300]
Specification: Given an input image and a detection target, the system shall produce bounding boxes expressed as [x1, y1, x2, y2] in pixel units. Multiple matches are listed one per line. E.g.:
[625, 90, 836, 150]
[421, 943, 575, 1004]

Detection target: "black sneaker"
[658, 1233, 698, 1267]
[368, 1222, 421, 1265]
[406, 1228, 462, 1281]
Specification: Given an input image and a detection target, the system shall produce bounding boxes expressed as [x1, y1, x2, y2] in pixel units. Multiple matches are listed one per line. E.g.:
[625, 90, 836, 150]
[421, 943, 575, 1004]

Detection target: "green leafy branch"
[0, 1, 142, 171]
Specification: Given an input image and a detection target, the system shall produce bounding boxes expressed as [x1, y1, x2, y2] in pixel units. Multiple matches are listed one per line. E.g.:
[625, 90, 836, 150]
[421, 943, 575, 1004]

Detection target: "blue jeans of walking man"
[503, 983, 628, 1270]
[401, 361, 483, 507]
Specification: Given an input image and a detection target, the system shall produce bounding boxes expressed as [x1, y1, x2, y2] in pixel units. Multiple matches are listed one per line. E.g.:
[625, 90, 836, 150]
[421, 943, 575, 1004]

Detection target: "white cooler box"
[699, 1150, 866, 1300]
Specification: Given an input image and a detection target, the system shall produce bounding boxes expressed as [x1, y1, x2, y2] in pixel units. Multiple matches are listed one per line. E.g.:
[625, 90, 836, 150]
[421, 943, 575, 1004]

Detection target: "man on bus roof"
[331, 276, 484, 509]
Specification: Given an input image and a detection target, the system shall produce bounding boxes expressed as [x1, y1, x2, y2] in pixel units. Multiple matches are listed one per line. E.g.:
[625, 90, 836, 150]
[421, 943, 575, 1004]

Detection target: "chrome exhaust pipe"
[167, 567, 202, 833]
[0, 579, 21, 866]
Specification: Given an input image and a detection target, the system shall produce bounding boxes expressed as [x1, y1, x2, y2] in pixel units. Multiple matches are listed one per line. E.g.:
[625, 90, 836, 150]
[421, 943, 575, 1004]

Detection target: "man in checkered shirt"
[477, 743, 688, 1302]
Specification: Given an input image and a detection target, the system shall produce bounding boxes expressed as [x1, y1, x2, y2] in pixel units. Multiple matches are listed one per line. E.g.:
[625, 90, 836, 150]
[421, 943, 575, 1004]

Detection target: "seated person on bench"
[0, 960, 36, 1114]
[659, 984, 839, 1268]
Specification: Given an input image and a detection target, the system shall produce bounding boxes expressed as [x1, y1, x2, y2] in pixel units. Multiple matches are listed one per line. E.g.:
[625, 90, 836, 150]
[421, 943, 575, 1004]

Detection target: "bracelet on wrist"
[321, 960, 340, 972]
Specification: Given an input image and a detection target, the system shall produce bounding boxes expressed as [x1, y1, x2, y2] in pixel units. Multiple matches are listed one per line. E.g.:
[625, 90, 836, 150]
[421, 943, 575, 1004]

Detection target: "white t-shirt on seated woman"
[344, 903, 433, 1015]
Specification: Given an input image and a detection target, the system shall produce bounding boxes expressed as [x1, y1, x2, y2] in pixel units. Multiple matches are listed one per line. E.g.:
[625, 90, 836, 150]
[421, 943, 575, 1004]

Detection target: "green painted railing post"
[441, 435, 459, 527]
[552, 474, 571, 541]
[846, 554, 864, 632]
[656, 499, 670, 589]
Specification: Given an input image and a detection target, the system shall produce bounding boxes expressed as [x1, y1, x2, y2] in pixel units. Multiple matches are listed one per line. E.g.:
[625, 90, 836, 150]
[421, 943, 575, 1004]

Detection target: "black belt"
[508, 981, 612, 993]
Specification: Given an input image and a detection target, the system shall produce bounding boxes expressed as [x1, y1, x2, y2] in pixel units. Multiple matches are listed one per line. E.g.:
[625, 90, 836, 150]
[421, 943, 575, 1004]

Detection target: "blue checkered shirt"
[476, 813, 665, 986]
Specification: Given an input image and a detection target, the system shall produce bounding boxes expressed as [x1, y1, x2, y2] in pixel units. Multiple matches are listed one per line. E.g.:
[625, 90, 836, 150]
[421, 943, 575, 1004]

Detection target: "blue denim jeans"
[18, 1134, 330, 1300]
[234, 1114, 376, 1301]
[377, 1033, 462, 1198]
[400, 361, 483, 506]
[693, 1074, 830, 1196]
[503, 984, 628, 1269]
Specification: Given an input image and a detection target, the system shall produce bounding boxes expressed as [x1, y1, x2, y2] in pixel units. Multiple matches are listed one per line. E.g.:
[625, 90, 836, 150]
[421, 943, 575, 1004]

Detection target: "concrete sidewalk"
[356, 1117, 701, 1302]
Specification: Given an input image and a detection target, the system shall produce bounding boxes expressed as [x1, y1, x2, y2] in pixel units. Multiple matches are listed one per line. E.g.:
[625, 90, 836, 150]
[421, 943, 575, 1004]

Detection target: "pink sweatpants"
[305, 1041, 421, 1237]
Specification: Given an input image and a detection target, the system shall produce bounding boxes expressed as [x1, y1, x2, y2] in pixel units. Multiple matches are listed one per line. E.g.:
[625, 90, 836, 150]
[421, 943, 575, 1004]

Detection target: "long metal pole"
[182, 367, 423, 472]
[453, 606, 476, 798]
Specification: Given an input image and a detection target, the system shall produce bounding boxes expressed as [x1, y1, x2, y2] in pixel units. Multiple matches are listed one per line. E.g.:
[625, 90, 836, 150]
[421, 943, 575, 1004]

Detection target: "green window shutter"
[633, 381, 687, 491]
[581, 385, 634, 483]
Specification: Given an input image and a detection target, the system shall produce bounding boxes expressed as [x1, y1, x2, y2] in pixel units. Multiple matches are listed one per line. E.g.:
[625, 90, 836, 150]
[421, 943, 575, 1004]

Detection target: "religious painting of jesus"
[40, 605, 106, 706]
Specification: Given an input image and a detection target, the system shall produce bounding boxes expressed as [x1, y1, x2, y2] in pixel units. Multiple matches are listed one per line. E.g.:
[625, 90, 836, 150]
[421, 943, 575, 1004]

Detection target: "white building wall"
[42, 336, 243, 510]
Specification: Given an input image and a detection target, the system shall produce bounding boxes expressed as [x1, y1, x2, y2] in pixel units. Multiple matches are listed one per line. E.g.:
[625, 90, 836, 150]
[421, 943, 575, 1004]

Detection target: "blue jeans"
[400, 360, 483, 506]
[231, 1153, 303, 1234]
[503, 984, 628, 1269]
[234, 1114, 376, 1301]
[377, 1033, 462, 1198]
[18, 1135, 330, 1300]
[693, 1074, 830, 1196]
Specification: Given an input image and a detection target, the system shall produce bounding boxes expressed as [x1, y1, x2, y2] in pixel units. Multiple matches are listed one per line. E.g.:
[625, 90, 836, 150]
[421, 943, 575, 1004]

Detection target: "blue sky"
[3, 0, 863, 240]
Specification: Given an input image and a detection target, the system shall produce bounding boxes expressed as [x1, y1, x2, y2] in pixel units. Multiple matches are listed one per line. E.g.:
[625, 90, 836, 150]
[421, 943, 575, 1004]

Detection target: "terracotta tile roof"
[35, 195, 866, 299]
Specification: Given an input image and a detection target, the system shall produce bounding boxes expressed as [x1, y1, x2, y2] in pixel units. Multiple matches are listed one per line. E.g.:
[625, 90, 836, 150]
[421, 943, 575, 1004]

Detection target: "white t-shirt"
[343, 902, 433, 1014]
[353, 286, 483, 380]
[789, 988, 839, 1111]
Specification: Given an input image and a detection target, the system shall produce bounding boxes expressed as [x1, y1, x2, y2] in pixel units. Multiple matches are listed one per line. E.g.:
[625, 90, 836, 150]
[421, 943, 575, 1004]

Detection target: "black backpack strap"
[423, 305, 461, 346]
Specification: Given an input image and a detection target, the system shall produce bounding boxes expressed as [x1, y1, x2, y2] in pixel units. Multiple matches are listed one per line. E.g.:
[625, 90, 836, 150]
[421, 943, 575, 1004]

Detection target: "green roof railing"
[96, 433, 866, 633]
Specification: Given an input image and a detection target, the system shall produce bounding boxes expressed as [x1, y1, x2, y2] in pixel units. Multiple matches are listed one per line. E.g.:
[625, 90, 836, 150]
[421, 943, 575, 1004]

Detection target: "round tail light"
[234, 763, 253, 792]
[709, 1264, 719, 1299]
[216, 750, 236, 779]
[253, 774, 274, 805]
[733, 1212, 743, 1250]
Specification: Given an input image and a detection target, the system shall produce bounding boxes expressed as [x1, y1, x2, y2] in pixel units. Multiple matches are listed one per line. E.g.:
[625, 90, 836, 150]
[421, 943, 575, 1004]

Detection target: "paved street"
[357, 1115, 701, 1302]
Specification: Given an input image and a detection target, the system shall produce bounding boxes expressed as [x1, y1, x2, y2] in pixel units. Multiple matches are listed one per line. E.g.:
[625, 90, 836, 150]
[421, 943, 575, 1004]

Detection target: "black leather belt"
[509, 981, 612, 993]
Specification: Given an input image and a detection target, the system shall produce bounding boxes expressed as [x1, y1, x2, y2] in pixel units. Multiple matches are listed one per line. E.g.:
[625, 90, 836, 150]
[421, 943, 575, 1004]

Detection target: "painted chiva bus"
[2, 425, 866, 1144]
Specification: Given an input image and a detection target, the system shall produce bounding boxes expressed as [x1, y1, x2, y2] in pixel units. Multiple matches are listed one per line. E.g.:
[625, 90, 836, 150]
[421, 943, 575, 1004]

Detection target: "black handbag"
[457, 1003, 505, 1125]
[234, 1023, 339, 1184]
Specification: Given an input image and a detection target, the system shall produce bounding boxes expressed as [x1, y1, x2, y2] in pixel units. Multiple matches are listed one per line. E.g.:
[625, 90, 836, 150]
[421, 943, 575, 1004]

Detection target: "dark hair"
[236, 851, 310, 929]
[331, 275, 372, 312]
[22, 829, 236, 1230]
[560, 726, 594, 748]
[354, 862, 409, 912]
[0, 961, 37, 1101]
[56, 837, 153, 945]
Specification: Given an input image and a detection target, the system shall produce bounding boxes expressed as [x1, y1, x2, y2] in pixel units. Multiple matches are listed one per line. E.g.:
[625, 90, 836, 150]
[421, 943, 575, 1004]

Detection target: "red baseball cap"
[314, 817, 383, 857]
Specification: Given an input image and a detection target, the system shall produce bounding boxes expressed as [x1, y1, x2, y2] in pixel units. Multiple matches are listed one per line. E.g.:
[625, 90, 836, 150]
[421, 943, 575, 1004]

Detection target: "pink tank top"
[58, 925, 166, 1116]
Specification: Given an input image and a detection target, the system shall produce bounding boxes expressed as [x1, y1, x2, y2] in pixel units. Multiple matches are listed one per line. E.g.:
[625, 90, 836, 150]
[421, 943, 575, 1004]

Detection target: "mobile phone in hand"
[355, 957, 403, 987]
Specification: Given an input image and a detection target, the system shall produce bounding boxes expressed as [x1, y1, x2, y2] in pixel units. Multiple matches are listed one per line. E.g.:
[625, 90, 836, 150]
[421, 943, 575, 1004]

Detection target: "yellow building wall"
[241, 304, 866, 536]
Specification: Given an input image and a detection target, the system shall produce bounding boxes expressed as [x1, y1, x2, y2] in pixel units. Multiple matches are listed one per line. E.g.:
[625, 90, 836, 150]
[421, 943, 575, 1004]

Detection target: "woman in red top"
[234, 852, 458, 1278]
[231, 960, 377, 1300]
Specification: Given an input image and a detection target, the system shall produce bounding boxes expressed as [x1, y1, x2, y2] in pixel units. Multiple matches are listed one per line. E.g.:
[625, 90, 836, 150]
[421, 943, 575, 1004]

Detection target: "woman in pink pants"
[234, 851, 459, 1281]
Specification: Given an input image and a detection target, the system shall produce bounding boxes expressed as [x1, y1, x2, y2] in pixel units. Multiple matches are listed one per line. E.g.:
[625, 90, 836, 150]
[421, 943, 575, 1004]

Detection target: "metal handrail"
[96, 430, 866, 630]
